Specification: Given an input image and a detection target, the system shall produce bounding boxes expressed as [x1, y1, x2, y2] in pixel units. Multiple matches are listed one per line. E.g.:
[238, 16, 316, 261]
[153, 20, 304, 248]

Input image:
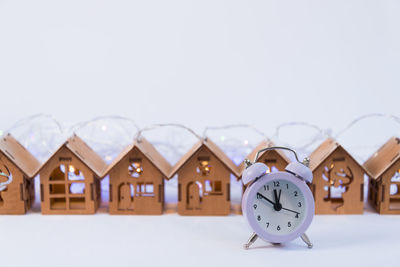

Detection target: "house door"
[118, 183, 134, 210]
[187, 181, 201, 210]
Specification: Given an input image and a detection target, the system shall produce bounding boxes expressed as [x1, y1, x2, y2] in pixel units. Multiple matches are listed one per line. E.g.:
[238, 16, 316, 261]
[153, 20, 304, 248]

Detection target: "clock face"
[252, 178, 307, 236]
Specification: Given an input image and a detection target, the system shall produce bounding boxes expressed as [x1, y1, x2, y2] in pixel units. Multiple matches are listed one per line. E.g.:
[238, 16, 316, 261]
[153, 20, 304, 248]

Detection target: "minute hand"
[281, 207, 300, 215]
[256, 193, 276, 206]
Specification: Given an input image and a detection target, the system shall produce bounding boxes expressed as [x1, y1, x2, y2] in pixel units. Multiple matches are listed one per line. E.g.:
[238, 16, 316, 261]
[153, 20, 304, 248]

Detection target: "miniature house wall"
[364, 137, 400, 214]
[104, 138, 171, 215]
[309, 138, 365, 214]
[0, 134, 41, 214]
[38, 135, 107, 215]
[170, 139, 240, 216]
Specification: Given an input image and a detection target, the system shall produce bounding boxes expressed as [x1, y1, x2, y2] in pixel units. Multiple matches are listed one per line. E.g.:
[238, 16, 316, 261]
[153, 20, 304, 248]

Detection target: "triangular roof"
[239, 140, 291, 174]
[363, 137, 400, 179]
[169, 138, 241, 179]
[103, 137, 172, 178]
[38, 135, 107, 178]
[0, 133, 41, 178]
[309, 137, 364, 172]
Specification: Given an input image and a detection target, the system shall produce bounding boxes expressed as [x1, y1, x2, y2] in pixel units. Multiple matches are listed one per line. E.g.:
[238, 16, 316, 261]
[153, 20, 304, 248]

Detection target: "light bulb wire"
[202, 124, 268, 141]
[334, 113, 400, 140]
[272, 121, 330, 151]
[70, 115, 140, 138]
[4, 113, 64, 135]
[136, 123, 202, 142]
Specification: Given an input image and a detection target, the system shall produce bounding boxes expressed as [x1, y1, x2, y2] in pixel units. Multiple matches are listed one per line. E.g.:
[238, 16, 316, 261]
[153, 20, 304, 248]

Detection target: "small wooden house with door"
[309, 138, 365, 214]
[104, 138, 172, 215]
[0, 134, 41, 214]
[364, 137, 400, 214]
[38, 135, 107, 214]
[170, 138, 240, 216]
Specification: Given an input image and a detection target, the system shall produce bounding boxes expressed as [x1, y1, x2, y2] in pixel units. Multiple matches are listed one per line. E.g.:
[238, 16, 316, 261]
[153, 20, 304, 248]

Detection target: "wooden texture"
[309, 138, 365, 214]
[0, 134, 40, 214]
[170, 139, 240, 216]
[38, 135, 106, 214]
[364, 137, 400, 214]
[105, 138, 171, 215]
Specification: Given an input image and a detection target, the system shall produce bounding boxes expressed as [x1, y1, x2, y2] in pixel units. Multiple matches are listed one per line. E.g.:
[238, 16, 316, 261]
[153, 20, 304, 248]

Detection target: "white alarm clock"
[242, 147, 315, 249]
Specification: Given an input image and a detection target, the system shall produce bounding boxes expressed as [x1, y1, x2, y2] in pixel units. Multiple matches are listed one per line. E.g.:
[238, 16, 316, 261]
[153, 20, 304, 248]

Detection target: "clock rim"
[242, 171, 315, 244]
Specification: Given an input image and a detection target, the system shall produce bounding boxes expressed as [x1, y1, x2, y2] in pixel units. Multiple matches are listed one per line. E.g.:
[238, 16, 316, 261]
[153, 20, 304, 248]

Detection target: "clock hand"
[273, 189, 282, 210]
[256, 193, 275, 206]
[281, 207, 300, 215]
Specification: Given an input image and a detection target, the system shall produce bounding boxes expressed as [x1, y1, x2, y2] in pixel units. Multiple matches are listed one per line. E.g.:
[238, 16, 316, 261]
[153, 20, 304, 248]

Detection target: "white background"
[0, 1, 400, 267]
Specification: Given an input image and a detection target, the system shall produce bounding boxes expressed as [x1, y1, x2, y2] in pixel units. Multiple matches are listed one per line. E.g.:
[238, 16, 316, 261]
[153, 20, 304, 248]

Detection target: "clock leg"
[300, 233, 313, 249]
[243, 232, 258, 250]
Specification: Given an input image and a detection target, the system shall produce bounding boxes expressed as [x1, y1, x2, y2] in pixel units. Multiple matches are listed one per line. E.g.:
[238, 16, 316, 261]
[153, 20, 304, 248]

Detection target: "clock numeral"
[277, 225, 281, 231]
[257, 215, 261, 221]
[295, 213, 299, 219]
[286, 184, 289, 189]
[298, 202, 302, 207]
[253, 204, 257, 210]
[294, 191, 298, 197]
[273, 181, 280, 187]
[257, 194, 262, 199]
[266, 222, 269, 228]
[264, 185, 269, 191]
[288, 222, 291, 227]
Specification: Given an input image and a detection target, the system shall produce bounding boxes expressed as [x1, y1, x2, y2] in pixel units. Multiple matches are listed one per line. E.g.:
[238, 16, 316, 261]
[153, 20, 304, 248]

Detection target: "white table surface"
[1, 202, 399, 267]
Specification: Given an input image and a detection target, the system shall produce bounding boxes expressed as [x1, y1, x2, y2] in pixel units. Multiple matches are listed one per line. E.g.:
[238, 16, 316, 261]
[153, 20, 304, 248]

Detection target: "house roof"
[103, 137, 172, 178]
[363, 137, 400, 179]
[308, 137, 364, 172]
[38, 135, 107, 178]
[0, 133, 41, 178]
[169, 138, 241, 179]
[239, 140, 291, 174]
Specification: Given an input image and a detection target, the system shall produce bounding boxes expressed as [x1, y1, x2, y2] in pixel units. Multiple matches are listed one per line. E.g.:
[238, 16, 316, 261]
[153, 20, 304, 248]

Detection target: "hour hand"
[256, 193, 275, 206]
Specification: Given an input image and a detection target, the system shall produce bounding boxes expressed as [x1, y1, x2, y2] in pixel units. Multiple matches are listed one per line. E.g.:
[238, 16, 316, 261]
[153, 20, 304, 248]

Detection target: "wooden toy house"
[170, 138, 240, 216]
[103, 138, 172, 215]
[240, 140, 291, 180]
[38, 135, 107, 214]
[0, 134, 41, 214]
[364, 137, 400, 214]
[309, 138, 365, 214]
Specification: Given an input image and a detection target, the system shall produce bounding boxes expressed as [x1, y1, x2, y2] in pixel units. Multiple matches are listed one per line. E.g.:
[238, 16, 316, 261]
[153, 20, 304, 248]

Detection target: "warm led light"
[69, 166, 75, 173]
[136, 167, 142, 173]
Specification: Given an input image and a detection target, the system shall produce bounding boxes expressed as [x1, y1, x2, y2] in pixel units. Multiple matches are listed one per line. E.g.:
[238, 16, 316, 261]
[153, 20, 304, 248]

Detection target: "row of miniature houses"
[0, 133, 399, 215]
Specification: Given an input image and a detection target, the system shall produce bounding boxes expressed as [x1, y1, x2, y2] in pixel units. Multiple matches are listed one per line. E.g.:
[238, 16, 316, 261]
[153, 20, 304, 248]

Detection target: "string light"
[136, 123, 202, 141]
[3, 113, 400, 168]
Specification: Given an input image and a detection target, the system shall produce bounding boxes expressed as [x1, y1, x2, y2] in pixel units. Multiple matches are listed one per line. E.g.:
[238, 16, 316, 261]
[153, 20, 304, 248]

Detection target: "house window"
[0, 163, 12, 191]
[389, 169, 400, 210]
[128, 159, 143, 178]
[0, 163, 12, 207]
[48, 164, 86, 210]
[136, 182, 155, 197]
[197, 157, 211, 176]
[204, 180, 222, 195]
[322, 163, 354, 211]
